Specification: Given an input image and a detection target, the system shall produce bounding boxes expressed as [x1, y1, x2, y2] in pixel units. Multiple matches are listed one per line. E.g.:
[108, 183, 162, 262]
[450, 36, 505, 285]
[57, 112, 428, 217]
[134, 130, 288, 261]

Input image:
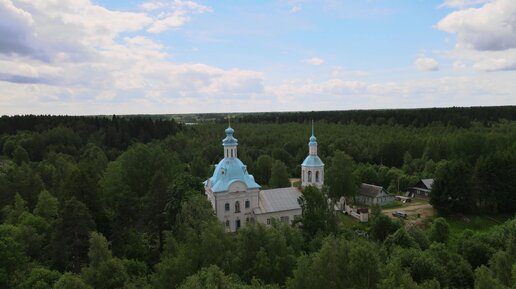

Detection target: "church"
[204, 124, 324, 232]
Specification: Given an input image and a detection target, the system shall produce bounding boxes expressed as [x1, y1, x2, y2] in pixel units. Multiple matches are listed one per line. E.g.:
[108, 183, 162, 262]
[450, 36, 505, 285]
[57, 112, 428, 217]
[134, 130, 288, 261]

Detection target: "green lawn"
[445, 214, 511, 249]
[336, 213, 368, 232]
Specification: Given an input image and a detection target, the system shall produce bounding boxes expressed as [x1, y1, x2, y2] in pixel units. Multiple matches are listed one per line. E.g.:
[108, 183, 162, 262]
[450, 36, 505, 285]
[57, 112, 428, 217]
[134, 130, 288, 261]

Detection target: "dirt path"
[382, 202, 436, 226]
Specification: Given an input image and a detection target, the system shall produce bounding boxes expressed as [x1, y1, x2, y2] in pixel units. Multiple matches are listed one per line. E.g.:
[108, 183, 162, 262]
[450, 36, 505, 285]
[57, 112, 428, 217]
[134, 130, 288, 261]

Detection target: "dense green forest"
[1, 107, 516, 289]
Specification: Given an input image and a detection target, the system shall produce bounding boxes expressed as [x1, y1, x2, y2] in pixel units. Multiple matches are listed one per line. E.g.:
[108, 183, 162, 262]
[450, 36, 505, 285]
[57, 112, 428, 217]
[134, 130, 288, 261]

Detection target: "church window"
[308, 171, 312, 182]
[246, 217, 249, 223]
[231, 149, 233, 157]
[236, 219, 241, 229]
[316, 171, 319, 182]
[225, 203, 230, 211]
[235, 201, 241, 213]
[266, 218, 271, 225]
[245, 200, 250, 208]
[225, 220, 230, 227]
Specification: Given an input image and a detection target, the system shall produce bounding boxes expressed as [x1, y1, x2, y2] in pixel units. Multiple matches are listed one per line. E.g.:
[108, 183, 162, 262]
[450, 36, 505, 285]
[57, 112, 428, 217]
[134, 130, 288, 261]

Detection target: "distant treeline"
[0, 115, 181, 153]
[232, 106, 516, 127]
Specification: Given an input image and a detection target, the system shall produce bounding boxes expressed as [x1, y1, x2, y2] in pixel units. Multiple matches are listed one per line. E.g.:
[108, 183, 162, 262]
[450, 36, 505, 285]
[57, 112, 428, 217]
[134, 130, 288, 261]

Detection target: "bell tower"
[301, 121, 324, 188]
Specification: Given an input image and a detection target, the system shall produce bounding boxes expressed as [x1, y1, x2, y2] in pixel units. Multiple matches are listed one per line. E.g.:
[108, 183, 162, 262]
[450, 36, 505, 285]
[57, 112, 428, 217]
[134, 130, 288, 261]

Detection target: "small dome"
[309, 135, 317, 142]
[225, 127, 234, 134]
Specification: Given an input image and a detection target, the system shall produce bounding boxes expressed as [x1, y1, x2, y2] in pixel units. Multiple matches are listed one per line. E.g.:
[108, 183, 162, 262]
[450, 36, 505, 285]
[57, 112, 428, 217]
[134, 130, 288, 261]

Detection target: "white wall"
[255, 209, 301, 226]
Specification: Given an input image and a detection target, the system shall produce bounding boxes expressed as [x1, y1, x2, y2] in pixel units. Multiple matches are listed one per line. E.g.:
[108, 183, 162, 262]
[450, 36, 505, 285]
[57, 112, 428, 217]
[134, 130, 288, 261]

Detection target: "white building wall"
[209, 182, 260, 232]
[255, 209, 301, 226]
[301, 166, 324, 189]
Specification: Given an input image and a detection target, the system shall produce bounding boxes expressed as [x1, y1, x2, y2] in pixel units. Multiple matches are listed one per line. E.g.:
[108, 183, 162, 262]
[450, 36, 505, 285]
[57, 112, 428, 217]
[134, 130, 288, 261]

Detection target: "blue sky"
[0, 0, 515, 114]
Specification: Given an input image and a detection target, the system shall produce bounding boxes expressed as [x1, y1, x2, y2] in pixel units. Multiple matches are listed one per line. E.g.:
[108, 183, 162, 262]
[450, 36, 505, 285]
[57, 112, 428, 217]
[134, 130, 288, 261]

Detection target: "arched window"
[235, 201, 241, 213]
[316, 171, 319, 182]
[308, 171, 312, 182]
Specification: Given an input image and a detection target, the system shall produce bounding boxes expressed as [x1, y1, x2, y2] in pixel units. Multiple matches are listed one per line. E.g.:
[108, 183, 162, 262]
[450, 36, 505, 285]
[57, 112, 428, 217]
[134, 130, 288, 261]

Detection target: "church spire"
[309, 120, 317, 155]
[223, 117, 238, 158]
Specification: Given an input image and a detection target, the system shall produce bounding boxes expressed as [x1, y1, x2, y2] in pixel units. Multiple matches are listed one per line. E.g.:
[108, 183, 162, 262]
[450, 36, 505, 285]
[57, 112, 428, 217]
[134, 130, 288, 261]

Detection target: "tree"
[87, 232, 111, 268]
[430, 160, 473, 214]
[269, 160, 290, 188]
[178, 265, 278, 289]
[369, 213, 400, 242]
[255, 155, 274, 186]
[287, 237, 380, 289]
[190, 157, 209, 179]
[297, 186, 335, 237]
[54, 273, 92, 289]
[474, 266, 507, 289]
[5, 192, 28, 224]
[82, 232, 130, 289]
[490, 250, 514, 287]
[384, 228, 419, 249]
[143, 170, 168, 255]
[231, 223, 301, 285]
[34, 190, 59, 222]
[13, 146, 30, 165]
[52, 197, 96, 272]
[325, 151, 358, 200]
[458, 230, 494, 269]
[18, 268, 62, 289]
[428, 217, 450, 244]
[0, 225, 29, 288]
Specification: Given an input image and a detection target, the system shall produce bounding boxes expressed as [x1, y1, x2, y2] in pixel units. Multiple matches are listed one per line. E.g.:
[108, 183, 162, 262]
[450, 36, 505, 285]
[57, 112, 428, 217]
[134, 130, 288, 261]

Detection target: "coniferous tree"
[52, 197, 95, 272]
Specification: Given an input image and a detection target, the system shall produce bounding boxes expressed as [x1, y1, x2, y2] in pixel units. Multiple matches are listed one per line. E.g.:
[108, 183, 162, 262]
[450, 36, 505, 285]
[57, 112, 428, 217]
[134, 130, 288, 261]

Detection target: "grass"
[380, 201, 403, 209]
[336, 213, 368, 231]
[445, 214, 512, 250]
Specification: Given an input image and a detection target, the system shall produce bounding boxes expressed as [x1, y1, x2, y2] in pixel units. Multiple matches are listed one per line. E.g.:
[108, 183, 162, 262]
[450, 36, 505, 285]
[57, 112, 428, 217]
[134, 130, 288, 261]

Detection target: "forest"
[0, 107, 515, 289]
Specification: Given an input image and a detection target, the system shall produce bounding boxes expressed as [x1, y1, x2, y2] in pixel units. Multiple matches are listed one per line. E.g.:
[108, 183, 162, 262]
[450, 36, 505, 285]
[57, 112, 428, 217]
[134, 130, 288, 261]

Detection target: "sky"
[1, 0, 516, 115]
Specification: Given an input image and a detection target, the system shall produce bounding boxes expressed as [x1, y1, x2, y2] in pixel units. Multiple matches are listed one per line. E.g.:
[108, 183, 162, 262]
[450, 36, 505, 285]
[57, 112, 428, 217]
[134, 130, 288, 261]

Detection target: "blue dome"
[209, 158, 261, 193]
[309, 135, 317, 144]
[225, 127, 234, 134]
[302, 155, 324, 167]
[223, 126, 238, 146]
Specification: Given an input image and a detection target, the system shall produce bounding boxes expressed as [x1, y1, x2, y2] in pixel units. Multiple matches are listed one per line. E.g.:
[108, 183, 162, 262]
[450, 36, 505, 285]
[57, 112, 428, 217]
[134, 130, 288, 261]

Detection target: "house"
[204, 123, 324, 232]
[355, 183, 395, 206]
[408, 178, 434, 198]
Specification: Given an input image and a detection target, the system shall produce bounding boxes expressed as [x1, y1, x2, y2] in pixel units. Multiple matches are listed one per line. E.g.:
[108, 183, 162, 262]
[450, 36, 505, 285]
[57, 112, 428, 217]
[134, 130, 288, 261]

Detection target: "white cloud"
[304, 57, 325, 65]
[290, 6, 301, 13]
[0, 0, 264, 115]
[283, 0, 303, 13]
[437, 0, 516, 71]
[0, 0, 37, 56]
[440, 0, 491, 8]
[415, 56, 440, 71]
[453, 60, 467, 71]
[142, 0, 212, 33]
[267, 75, 515, 110]
[332, 66, 369, 77]
[437, 0, 516, 51]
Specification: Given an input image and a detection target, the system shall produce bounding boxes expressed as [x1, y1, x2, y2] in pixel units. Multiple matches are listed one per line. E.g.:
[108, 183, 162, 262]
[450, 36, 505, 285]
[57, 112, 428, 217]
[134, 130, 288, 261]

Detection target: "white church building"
[204, 124, 324, 232]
